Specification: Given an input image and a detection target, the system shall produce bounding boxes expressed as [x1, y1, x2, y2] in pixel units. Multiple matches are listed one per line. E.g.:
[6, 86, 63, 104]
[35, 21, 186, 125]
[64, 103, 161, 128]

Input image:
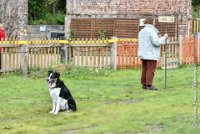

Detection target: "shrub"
[29, 13, 65, 25]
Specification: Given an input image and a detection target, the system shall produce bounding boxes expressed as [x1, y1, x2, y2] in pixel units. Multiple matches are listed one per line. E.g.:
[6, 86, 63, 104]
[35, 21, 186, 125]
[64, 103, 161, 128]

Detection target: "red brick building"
[65, 0, 192, 38]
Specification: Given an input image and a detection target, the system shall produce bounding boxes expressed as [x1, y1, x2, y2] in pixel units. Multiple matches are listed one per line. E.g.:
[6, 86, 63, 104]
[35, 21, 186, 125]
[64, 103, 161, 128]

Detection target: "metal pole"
[193, 32, 199, 127]
[158, 15, 175, 89]
[165, 40, 167, 89]
[164, 23, 168, 89]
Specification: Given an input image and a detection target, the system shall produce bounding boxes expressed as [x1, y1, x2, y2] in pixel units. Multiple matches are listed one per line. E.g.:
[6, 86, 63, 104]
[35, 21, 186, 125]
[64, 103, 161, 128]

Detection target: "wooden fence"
[117, 37, 180, 69]
[191, 18, 200, 34]
[28, 45, 61, 68]
[67, 44, 111, 67]
[1, 45, 21, 72]
[71, 18, 178, 39]
[117, 39, 140, 69]
[0, 35, 200, 73]
[182, 34, 200, 64]
[0, 41, 62, 73]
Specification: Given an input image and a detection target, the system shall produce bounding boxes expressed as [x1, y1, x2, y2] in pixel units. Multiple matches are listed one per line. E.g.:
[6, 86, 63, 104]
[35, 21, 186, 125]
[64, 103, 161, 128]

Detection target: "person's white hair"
[143, 16, 156, 25]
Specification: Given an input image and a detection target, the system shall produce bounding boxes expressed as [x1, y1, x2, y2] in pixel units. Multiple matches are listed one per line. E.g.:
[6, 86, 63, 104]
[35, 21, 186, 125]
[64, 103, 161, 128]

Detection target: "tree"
[28, 0, 48, 21]
[192, 0, 200, 11]
[48, 0, 66, 14]
[48, 0, 59, 14]
[28, 0, 66, 24]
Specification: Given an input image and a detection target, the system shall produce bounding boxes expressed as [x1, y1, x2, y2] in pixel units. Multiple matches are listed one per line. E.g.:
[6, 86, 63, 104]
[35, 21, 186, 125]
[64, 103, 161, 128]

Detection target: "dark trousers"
[0, 52, 1, 69]
[141, 60, 157, 86]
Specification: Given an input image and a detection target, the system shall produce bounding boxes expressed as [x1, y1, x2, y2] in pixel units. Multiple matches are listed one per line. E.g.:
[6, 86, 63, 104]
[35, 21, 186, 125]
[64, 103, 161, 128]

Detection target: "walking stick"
[164, 24, 168, 89]
[158, 15, 175, 89]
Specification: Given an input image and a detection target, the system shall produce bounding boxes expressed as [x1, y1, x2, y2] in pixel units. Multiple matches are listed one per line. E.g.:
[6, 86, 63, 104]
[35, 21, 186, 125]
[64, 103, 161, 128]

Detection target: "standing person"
[0, 24, 6, 39]
[0, 23, 6, 69]
[138, 17, 168, 91]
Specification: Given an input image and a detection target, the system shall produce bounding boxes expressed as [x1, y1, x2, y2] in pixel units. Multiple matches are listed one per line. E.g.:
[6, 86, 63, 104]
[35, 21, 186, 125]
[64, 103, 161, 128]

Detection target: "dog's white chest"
[49, 87, 61, 99]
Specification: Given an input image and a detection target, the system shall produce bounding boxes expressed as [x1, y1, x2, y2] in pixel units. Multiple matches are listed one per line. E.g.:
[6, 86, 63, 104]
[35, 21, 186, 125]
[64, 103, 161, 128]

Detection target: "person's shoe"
[142, 85, 147, 89]
[146, 86, 159, 91]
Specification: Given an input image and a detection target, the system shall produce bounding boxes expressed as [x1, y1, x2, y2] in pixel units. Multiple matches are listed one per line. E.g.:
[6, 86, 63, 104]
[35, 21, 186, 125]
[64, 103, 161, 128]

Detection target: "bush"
[29, 13, 65, 25]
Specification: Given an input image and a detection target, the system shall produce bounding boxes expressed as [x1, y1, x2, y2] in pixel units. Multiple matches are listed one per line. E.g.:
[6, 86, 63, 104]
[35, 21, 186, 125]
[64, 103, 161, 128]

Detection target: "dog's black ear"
[48, 70, 53, 76]
[55, 72, 60, 78]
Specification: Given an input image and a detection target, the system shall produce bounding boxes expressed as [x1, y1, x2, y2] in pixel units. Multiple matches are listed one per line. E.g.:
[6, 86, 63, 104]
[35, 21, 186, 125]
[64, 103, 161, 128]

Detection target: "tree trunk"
[52, 0, 59, 14]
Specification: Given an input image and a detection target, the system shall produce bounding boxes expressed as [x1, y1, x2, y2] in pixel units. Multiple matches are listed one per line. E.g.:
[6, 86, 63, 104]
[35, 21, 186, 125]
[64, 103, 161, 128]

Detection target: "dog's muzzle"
[47, 79, 56, 86]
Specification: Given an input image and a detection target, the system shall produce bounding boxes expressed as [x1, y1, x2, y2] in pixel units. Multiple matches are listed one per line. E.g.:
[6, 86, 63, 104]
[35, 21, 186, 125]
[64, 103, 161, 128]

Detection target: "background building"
[66, 0, 192, 39]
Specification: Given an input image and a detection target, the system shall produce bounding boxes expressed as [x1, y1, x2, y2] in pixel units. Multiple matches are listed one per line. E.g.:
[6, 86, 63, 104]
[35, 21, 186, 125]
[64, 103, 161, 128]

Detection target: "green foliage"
[69, 29, 75, 40]
[28, 0, 48, 21]
[99, 29, 107, 40]
[98, 21, 107, 40]
[29, 13, 65, 25]
[28, 0, 66, 25]
[46, 13, 65, 25]
[47, 0, 57, 4]
[192, 10, 200, 18]
[192, 0, 200, 12]
[192, 0, 200, 7]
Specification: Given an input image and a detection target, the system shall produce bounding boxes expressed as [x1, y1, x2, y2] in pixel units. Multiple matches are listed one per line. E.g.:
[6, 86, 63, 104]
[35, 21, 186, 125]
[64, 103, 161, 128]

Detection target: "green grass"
[0, 65, 200, 134]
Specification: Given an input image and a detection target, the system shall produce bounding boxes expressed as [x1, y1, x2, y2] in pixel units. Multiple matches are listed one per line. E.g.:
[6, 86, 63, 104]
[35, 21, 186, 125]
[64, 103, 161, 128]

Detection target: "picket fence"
[0, 35, 200, 73]
[0, 43, 61, 73]
[191, 18, 200, 34]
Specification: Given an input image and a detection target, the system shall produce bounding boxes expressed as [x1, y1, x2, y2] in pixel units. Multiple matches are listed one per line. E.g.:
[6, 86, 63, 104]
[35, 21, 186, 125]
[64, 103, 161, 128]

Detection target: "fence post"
[110, 36, 117, 70]
[65, 15, 71, 38]
[20, 45, 28, 75]
[60, 45, 68, 64]
[179, 35, 183, 65]
[194, 32, 200, 63]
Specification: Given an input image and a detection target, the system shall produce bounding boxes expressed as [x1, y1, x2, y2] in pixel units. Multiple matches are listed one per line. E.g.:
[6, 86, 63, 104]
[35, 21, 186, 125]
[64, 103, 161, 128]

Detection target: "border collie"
[47, 71, 77, 114]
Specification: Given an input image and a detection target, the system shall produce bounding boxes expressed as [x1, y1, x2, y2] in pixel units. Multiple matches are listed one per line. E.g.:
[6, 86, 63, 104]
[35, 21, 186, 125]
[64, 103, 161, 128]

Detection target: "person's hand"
[164, 34, 168, 39]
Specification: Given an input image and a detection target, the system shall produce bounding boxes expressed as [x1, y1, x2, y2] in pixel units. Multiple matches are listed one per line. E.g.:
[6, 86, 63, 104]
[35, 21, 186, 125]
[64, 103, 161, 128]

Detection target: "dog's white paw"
[49, 111, 54, 114]
[53, 111, 58, 114]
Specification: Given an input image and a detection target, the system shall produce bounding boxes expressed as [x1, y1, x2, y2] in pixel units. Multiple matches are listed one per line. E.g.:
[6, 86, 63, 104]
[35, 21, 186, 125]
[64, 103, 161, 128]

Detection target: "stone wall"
[66, 0, 192, 37]
[0, 0, 28, 39]
[28, 25, 64, 40]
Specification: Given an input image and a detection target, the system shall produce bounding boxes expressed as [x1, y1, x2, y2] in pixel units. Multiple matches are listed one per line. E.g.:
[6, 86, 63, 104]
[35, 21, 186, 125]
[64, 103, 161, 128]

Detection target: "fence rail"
[0, 35, 200, 74]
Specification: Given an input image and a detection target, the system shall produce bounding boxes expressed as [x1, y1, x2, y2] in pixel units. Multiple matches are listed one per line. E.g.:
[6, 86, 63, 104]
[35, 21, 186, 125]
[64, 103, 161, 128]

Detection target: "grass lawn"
[0, 65, 200, 134]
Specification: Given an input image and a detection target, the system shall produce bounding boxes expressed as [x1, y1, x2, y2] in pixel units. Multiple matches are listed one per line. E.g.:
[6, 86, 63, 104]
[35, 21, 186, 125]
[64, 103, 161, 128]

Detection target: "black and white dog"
[47, 71, 77, 114]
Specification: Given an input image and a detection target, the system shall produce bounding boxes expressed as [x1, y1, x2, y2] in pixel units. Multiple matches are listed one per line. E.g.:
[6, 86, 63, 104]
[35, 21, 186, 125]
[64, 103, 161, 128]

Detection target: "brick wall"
[66, 0, 192, 37]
